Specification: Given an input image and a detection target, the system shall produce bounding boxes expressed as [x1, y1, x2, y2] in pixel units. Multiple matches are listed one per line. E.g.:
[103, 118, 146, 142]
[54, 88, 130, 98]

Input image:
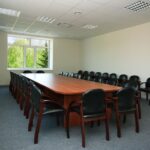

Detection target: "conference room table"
[22, 73, 122, 126]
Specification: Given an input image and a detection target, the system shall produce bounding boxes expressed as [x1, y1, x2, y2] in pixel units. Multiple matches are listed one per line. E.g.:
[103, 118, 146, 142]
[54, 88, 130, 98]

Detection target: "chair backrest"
[117, 87, 136, 111]
[68, 72, 74, 77]
[82, 71, 89, 80]
[36, 70, 45, 73]
[127, 75, 140, 90]
[23, 70, 32, 73]
[94, 72, 101, 82]
[82, 89, 106, 115]
[77, 70, 83, 78]
[22, 76, 30, 95]
[88, 71, 95, 81]
[129, 75, 140, 83]
[118, 74, 128, 87]
[63, 72, 69, 76]
[101, 72, 109, 83]
[78, 70, 83, 75]
[146, 78, 150, 88]
[30, 82, 42, 112]
[108, 73, 117, 85]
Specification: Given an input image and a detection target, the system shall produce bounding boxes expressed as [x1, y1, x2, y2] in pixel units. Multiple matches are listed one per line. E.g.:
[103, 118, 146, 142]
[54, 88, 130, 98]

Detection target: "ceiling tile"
[0, 0, 150, 39]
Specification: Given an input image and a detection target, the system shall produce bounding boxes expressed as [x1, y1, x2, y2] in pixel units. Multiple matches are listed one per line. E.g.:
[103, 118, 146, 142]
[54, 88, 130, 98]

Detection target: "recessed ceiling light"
[82, 24, 98, 29]
[73, 11, 82, 15]
[57, 22, 73, 28]
[37, 16, 56, 23]
[0, 8, 20, 17]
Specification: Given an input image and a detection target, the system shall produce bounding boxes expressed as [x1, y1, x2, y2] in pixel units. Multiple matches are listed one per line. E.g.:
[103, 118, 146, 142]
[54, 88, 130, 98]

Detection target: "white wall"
[53, 38, 81, 74]
[0, 32, 81, 85]
[1, 21, 150, 85]
[0, 31, 9, 85]
[81, 22, 150, 81]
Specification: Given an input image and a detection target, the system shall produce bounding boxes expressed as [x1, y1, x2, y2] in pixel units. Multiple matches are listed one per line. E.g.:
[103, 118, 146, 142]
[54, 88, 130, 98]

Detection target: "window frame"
[7, 34, 53, 71]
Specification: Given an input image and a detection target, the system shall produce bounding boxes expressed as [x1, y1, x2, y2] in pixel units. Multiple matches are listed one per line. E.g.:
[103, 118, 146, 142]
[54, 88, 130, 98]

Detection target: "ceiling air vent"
[125, 0, 150, 12]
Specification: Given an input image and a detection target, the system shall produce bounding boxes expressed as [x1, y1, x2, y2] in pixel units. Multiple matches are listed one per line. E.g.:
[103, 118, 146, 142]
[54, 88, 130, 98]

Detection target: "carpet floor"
[0, 86, 150, 150]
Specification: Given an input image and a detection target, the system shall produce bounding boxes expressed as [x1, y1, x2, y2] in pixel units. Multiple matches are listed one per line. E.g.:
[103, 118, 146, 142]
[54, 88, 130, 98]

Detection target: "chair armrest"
[111, 96, 118, 101]
[69, 100, 82, 108]
[140, 82, 146, 85]
[40, 99, 63, 108]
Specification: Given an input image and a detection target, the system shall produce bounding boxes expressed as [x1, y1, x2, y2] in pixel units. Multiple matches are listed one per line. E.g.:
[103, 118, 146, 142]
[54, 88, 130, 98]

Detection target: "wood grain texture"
[22, 73, 121, 95]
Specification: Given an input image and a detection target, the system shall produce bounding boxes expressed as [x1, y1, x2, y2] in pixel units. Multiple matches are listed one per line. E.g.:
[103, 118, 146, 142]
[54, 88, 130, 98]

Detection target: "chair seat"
[119, 108, 136, 113]
[43, 105, 64, 115]
[139, 88, 150, 92]
[70, 106, 105, 118]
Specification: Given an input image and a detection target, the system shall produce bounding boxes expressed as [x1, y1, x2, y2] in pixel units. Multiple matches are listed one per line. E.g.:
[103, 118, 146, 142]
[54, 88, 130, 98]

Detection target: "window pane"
[7, 35, 51, 69]
[31, 39, 48, 47]
[26, 48, 34, 68]
[8, 36, 29, 45]
[36, 48, 48, 68]
[7, 46, 24, 68]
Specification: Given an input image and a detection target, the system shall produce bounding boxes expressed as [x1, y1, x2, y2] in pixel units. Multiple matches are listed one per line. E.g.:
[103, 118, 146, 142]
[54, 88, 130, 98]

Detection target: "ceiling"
[0, 0, 150, 39]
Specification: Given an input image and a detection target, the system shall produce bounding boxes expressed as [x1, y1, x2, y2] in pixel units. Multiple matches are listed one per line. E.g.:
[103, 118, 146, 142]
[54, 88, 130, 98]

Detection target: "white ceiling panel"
[0, 0, 150, 39]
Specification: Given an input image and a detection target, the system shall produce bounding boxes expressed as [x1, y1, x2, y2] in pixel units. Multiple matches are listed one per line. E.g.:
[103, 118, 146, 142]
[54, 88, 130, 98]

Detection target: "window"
[7, 35, 53, 70]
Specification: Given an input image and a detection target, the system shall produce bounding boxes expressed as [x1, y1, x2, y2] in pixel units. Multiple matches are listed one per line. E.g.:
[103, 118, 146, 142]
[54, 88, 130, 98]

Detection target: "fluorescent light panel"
[0, 8, 20, 17]
[82, 24, 98, 29]
[37, 16, 56, 23]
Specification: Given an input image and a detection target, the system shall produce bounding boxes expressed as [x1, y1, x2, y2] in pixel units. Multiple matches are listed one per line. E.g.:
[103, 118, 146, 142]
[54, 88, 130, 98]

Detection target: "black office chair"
[129, 75, 141, 89]
[101, 72, 109, 83]
[118, 74, 128, 87]
[107, 73, 118, 85]
[94, 72, 101, 82]
[124, 80, 141, 119]
[28, 82, 65, 144]
[23, 70, 32, 73]
[36, 70, 45, 73]
[113, 87, 139, 137]
[62, 72, 69, 76]
[9, 71, 16, 96]
[77, 70, 83, 79]
[139, 77, 150, 105]
[88, 71, 95, 81]
[82, 71, 89, 80]
[66, 89, 110, 147]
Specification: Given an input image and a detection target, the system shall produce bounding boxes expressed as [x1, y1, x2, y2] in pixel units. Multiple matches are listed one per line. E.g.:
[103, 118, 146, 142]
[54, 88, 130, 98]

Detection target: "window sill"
[7, 68, 53, 71]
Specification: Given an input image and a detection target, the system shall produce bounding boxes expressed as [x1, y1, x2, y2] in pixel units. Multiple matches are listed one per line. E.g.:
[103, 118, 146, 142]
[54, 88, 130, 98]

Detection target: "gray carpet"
[0, 86, 150, 150]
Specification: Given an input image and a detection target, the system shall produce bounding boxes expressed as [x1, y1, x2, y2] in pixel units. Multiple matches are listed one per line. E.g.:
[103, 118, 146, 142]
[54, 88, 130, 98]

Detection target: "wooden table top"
[22, 73, 122, 95]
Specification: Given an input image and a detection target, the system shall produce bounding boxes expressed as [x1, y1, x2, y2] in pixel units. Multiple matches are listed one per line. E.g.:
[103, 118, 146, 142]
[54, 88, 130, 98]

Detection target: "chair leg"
[123, 114, 126, 124]
[90, 121, 94, 128]
[26, 103, 31, 119]
[114, 102, 121, 138]
[80, 116, 85, 148]
[56, 113, 60, 126]
[137, 99, 141, 119]
[28, 108, 34, 131]
[97, 120, 101, 126]
[66, 110, 70, 138]
[19, 96, 24, 110]
[24, 96, 29, 116]
[115, 112, 121, 138]
[135, 109, 139, 133]
[146, 92, 148, 101]
[34, 111, 43, 144]
[105, 118, 109, 141]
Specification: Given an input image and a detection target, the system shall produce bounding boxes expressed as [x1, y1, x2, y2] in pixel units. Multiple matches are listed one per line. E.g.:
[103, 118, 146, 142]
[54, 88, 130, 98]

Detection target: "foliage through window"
[7, 35, 52, 69]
